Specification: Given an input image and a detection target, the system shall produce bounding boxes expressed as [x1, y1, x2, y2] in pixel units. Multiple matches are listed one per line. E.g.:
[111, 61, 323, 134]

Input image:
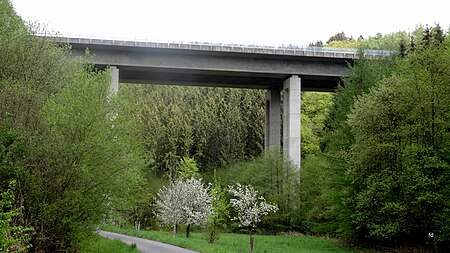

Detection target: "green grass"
[81, 233, 140, 253]
[102, 225, 358, 253]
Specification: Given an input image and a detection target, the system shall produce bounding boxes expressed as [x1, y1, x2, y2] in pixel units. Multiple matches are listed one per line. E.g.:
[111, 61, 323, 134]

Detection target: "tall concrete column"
[109, 66, 119, 94]
[283, 75, 301, 169]
[265, 88, 281, 151]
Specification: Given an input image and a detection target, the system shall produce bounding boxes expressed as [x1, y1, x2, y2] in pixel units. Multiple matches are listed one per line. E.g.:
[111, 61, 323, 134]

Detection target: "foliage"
[307, 53, 397, 240]
[326, 32, 353, 44]
[301, 92, 333, 156]
[0, 126, 26, 198]
[206, 172, 229, 243]
[30, 63, 145, 251]
[296, 55, 399, 241]
[322, 55, 398, 155]
[347, 39, 450, 248]
[124, 85, 265, 174]
[177, 156, 200, 179]
[156, 178, 212, 237]
[325, 28, 427, 51]
[0, 1, 147, 251]
[311, 25, 449, 248]
[298, 154, 353, 237]
[0, 180, 32, 253]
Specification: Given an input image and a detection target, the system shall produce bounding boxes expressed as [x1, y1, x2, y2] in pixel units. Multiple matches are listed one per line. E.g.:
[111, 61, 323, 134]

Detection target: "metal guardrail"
[41, 34, 395, 59]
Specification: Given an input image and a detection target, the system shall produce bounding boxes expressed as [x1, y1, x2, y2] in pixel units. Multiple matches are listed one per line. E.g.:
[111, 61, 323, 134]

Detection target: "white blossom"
[182, 178, 213, 227]
[155, 178, 212, 231]
[228, 183, 278, 230]
[155, 179, 185, 229]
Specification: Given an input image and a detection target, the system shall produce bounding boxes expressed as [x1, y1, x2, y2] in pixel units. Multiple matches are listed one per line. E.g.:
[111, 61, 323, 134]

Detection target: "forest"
[1, 0, 450, 252]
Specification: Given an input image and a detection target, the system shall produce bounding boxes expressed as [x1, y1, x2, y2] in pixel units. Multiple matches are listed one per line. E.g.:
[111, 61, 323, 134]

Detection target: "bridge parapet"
[52, 36, 394, 60]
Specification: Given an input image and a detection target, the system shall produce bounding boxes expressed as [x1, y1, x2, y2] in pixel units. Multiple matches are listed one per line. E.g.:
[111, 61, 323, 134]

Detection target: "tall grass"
[81, 233, 140, 253]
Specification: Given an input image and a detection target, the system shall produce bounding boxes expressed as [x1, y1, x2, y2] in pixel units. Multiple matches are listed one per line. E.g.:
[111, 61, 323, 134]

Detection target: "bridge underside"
[96, 65, 339, 91]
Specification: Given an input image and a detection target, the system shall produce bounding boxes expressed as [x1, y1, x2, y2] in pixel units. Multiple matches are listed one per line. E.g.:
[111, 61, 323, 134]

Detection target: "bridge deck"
[62, 37, 393, 60]
[57, 36, 394, 91]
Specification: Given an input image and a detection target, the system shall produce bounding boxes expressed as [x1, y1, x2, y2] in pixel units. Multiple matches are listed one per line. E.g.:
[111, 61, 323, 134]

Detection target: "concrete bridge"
[64, 37, 393, 170]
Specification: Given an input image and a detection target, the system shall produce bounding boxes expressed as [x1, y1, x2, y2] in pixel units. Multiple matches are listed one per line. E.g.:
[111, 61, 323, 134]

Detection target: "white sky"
[10, 0, 450, 46]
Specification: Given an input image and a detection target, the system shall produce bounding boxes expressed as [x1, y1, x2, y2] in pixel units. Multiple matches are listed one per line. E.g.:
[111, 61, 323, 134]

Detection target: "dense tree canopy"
[348, 37, 450, 246]
[0, 1, 146, 251]
[301, 25, 450, 250]
[124, 84, 265, 174]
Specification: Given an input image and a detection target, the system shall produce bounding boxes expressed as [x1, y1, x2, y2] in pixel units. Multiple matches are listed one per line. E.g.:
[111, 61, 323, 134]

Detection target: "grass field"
[102, 225, 358, 253]
[81, 233, 141, 253]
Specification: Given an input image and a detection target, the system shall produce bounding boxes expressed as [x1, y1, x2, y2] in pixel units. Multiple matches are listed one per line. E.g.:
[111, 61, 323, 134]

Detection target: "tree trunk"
[173, 223, 178, 234]
[249, 230, 254, 253]
[186, 224, 191, 238]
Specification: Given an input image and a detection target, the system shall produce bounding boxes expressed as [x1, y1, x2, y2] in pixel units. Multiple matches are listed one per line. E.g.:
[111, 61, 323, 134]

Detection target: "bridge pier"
[264, 75, 301, 170]
[109, 66, 119, 94]
[283, 75, 301, 169]
[265, 88, 281, 151]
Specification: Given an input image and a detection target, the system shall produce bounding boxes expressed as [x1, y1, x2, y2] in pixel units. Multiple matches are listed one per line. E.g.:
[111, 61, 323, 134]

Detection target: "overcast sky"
[10, 0, 449, 46]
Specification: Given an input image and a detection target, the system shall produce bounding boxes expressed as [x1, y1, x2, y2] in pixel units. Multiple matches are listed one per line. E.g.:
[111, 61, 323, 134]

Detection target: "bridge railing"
[40, 34, 395, 59]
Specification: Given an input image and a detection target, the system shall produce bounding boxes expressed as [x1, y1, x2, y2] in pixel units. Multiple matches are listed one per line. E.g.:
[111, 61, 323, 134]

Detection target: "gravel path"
[99, 230, 199, 253]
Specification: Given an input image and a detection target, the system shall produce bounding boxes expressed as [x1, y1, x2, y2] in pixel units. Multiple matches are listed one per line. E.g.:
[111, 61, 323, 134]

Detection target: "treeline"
[310, 24, 446, 52]
[300, 24, 450, 251]
[124, 85, 265, 174]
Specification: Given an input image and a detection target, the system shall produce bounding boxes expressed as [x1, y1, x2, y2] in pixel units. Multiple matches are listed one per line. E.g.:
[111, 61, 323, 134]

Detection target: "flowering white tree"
[155, 179, 185, 234]
[182, 177, 213, 237]
[155, 178, 212, 237]
[228, 183, 278, 253]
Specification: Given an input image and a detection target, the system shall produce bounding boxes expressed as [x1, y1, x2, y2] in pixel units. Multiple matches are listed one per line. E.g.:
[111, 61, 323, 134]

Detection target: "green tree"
[177, 156, 200, 180]
[422, 25, 432, 48]
[0, 1, 147, 250]
[347, 39, 450, 248]
[31, 63, 145, 250]
[206, 172, 229, 243]
[301, 92, 333, 156]
[323, 56, 398, 155]
[0, 180, 32, 253]
[327, 32, 351, 44]
[303, 43, 399, 240]
[298, 154, 352, 237]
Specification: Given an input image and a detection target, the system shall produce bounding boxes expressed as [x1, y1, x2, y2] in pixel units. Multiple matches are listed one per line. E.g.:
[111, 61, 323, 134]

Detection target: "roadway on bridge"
[99, 230, 199, 253]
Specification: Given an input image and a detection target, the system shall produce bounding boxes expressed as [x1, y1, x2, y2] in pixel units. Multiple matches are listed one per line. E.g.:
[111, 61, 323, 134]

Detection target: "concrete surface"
[99, 230, 199, 253]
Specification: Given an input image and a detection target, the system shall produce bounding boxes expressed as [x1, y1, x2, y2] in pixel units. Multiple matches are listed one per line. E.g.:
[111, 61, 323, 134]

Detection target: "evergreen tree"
[431, 23, 445, 45]
[399, 38, 407, 57]
[408, 34, 416, 53]
[422, 25, 432, 48]
[326, 32, 350, 44]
